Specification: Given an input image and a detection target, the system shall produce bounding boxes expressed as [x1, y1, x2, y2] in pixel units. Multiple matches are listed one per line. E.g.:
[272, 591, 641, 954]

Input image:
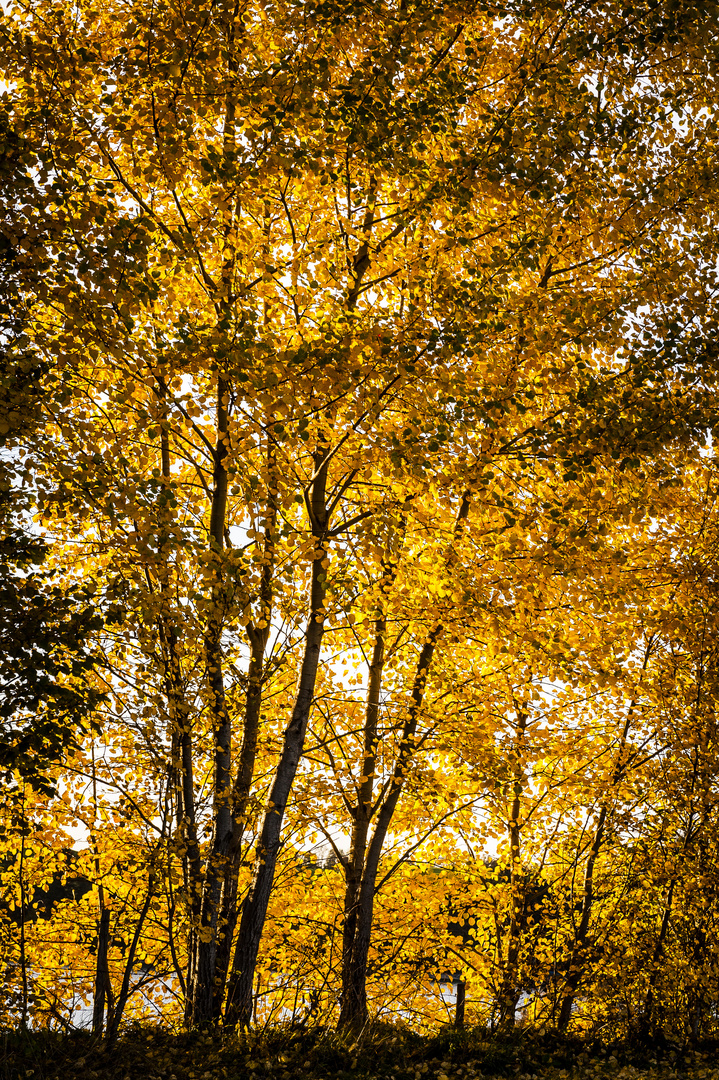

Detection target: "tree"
[3, 0, 719, 1036]
[0, 103, 105, 790]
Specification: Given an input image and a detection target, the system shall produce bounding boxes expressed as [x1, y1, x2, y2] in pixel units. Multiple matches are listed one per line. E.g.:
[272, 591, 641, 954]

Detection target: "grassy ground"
[1, 1025, 717, 1080]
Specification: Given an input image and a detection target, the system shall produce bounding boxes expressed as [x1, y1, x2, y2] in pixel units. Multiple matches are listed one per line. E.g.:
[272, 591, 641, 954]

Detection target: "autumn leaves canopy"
[1, 0, 719, 1040]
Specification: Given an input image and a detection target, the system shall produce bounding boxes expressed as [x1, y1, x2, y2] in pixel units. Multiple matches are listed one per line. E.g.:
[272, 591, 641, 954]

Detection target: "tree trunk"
[211, 620, 269, 1015]
[455, 980, 466, 1028]
[556, 642, 655, 1029]
[18, 802, 28, 1031]
[188, 2, 244, 1020]
[338, 630, 441, 1030]
[91, 746, 116, 1036]
[339, 613, 386, 1026]
[223, 453, 330, 1029]
[222, 152, 377, 1029]
[105, 873, 156, 1044]
[497, 708, 527, 1031]
[338, 494, 470, 1032]
[636, 876, 676, 1040]
[153, 385, 203, 1020]
[92, 905, 111, 1036]
[211, 439, 277, 1018]
[556, 802, 607, 1030]
[189, 374, 232, 1026]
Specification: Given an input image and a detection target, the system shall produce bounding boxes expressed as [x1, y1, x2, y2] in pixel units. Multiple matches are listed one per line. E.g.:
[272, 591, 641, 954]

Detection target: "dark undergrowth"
[1, 1023, 717, 1080]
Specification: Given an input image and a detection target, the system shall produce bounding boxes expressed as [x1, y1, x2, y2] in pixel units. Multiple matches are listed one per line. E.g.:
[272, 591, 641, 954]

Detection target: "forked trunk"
[338, 631, 441, 1030]
[556, 645, 655, 1030]
[339, 610, 386, 1026]
[224, 558, 327, 1027]
[557, 802, 607, 1030]
[338, 495, 470, 1031]
[223, 455, 329, 1028]
[211, 624, 268, 1017]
